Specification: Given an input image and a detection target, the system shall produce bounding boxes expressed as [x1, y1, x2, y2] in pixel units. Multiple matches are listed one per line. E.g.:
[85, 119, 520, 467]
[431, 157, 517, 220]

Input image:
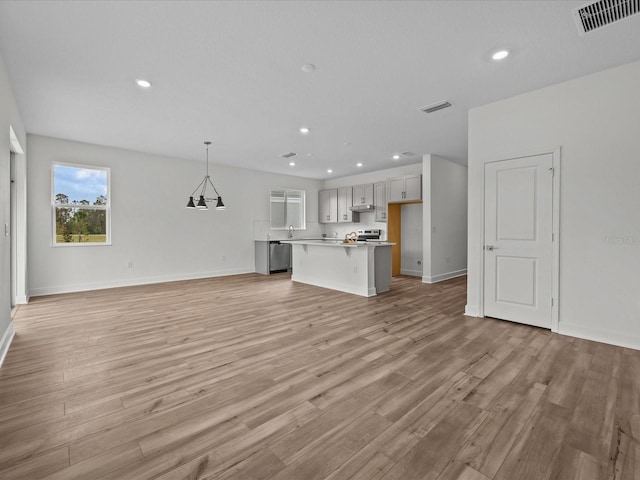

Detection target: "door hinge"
[552, 232, 554, 242]
[551, 298, 554, 306]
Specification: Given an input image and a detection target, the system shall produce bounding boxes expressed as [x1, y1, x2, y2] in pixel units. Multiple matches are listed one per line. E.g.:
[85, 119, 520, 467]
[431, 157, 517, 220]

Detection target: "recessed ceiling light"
[289, 161, 295, 166]
[492, 50, 509, 61]
[299, 127, 310, 134]
[356, 162, 363, 167]
[301, 64, 316, 73]
[327, 169, 333, 173]
[392, 154, 400, 160]
[136, 79, 152, 88]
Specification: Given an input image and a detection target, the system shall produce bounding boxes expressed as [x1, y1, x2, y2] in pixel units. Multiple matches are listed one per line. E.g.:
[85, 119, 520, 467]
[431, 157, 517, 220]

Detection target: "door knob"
[486, 245, 497, 251]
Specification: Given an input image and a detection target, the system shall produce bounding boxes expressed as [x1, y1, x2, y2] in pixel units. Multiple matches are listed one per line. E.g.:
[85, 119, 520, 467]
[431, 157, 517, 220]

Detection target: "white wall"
[27, 135, 322, 296]
[467, 60, 640, 350]
[0, 54, 27, 366]
[323, 163, 422, 240]
[422, 154, 468, 283]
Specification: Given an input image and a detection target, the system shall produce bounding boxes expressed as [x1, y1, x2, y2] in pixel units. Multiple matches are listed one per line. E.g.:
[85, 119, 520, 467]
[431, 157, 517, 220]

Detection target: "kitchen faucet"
[288, 225, 294, 239]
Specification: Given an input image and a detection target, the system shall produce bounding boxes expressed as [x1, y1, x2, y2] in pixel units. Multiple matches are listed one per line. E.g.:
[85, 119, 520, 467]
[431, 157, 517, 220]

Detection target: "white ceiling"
[1, 1, 639, 179]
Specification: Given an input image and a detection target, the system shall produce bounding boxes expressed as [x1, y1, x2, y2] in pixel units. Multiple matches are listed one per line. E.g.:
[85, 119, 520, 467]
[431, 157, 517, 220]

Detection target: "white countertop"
[281, 239, 394, 247]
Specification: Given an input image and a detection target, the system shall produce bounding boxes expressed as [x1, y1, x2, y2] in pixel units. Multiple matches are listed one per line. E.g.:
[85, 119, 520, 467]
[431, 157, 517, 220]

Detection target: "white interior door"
[484, 154, 554, 329]
[10, 152, 16, 308]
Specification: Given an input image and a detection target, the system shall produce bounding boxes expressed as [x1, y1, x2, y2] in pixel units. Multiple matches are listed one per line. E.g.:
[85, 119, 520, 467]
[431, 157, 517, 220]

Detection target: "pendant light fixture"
[186, 141, 225, 211]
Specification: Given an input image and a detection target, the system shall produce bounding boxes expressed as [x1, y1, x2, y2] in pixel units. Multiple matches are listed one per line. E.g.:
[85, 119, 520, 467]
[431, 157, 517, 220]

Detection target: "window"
[52, 163, 110, 245]
[270, 189, 305, 230]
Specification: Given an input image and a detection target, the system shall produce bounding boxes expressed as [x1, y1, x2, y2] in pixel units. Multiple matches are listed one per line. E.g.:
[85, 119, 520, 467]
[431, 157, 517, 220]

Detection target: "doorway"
[8, 125, 25, 309]
[10, 152, 16, 309]
[387, 201, 423, 276]
[483, 153, 557, 329]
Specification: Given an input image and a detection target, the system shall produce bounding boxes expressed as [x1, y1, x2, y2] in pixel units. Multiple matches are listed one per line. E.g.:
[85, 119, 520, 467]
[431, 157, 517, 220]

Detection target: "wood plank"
[0, 273, 638, 479]
[379, 401, 486, 480]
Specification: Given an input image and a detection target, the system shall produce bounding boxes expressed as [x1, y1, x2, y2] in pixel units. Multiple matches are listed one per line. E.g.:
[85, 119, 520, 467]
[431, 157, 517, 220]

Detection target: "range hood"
[349, 204, 375, 212]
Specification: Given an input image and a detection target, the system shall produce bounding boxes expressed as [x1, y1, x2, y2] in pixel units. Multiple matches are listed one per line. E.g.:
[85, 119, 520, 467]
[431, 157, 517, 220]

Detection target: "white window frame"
[51, 162, 111, 247]
[269, 188, 306, 230]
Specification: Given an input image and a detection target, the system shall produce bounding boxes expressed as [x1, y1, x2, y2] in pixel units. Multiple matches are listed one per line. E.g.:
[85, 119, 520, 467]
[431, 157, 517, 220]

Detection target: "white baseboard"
[557, 322, 640, 351]
[28, 268, 255, 297]
[0, 322, 16, 368]
[422, 268, 467, 284]
[291, 273, 376, 297]
[16, 294, 29, 305]
[464, 304, 481, 317]
[400, 269, 423, 277]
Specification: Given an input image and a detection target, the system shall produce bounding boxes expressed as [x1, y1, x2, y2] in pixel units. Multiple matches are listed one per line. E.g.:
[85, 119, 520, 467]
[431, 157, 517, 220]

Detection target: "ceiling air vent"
[280, 152, 297, 158]
[572, 0, 639, 35]
[419, 100, 452, 114]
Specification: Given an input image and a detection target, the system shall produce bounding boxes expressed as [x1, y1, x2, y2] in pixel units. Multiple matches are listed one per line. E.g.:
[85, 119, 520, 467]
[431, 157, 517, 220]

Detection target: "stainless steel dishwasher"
[269, 241, 291, 273]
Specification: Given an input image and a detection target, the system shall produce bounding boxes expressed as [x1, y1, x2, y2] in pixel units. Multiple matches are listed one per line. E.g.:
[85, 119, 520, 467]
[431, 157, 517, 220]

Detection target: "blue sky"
[54, 165, 108, 204]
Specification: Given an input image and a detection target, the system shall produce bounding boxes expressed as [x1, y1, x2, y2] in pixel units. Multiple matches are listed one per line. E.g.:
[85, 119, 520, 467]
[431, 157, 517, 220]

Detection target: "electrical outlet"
[127, 261, 133, 269]
[221, 255, 226, 261]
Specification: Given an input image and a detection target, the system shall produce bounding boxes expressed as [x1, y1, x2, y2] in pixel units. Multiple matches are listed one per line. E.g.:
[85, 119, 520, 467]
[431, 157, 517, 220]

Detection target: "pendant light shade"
[186, 141, 225, 211]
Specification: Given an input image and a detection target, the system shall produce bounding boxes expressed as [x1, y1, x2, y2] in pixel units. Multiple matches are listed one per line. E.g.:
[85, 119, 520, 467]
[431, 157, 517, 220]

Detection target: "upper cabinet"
[374, 182, 386, 222]
[338, 186, 354, 223]
[352, 184, 374, 206]
[388, 174, 422, 202]
[319, 189, 338, 224]
[318, 187, 357, 223]
[319, 174, 420, 223]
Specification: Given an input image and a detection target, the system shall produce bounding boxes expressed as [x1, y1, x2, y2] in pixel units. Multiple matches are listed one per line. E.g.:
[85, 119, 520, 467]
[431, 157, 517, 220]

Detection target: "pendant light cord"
[190, 141, 221, 198]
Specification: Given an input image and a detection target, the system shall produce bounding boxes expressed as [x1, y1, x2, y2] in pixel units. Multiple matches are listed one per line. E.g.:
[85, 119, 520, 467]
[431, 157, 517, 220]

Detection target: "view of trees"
[55, 193, 107, 242]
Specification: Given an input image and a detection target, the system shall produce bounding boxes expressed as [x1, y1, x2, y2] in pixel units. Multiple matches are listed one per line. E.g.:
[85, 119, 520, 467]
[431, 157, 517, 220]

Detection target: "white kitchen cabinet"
[319, 189, 338, 224]
[388, 174, 422, 202]
[352, 184, 374, 206]
[374, 181, 387, 222]
[405, 175, 422, 200]
[338, 186, 353, 223]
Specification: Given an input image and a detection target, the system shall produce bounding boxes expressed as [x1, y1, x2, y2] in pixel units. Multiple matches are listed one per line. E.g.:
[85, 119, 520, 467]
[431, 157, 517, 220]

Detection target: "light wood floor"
[1, 274, 638, 480]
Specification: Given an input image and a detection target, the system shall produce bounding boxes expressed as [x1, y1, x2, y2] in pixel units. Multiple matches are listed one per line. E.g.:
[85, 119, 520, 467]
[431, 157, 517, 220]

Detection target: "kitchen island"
[282, 240, 394, 297]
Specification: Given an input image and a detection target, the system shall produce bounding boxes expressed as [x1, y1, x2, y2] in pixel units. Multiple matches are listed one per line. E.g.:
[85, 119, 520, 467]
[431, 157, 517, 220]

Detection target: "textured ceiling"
[1, 0, 639, 179]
